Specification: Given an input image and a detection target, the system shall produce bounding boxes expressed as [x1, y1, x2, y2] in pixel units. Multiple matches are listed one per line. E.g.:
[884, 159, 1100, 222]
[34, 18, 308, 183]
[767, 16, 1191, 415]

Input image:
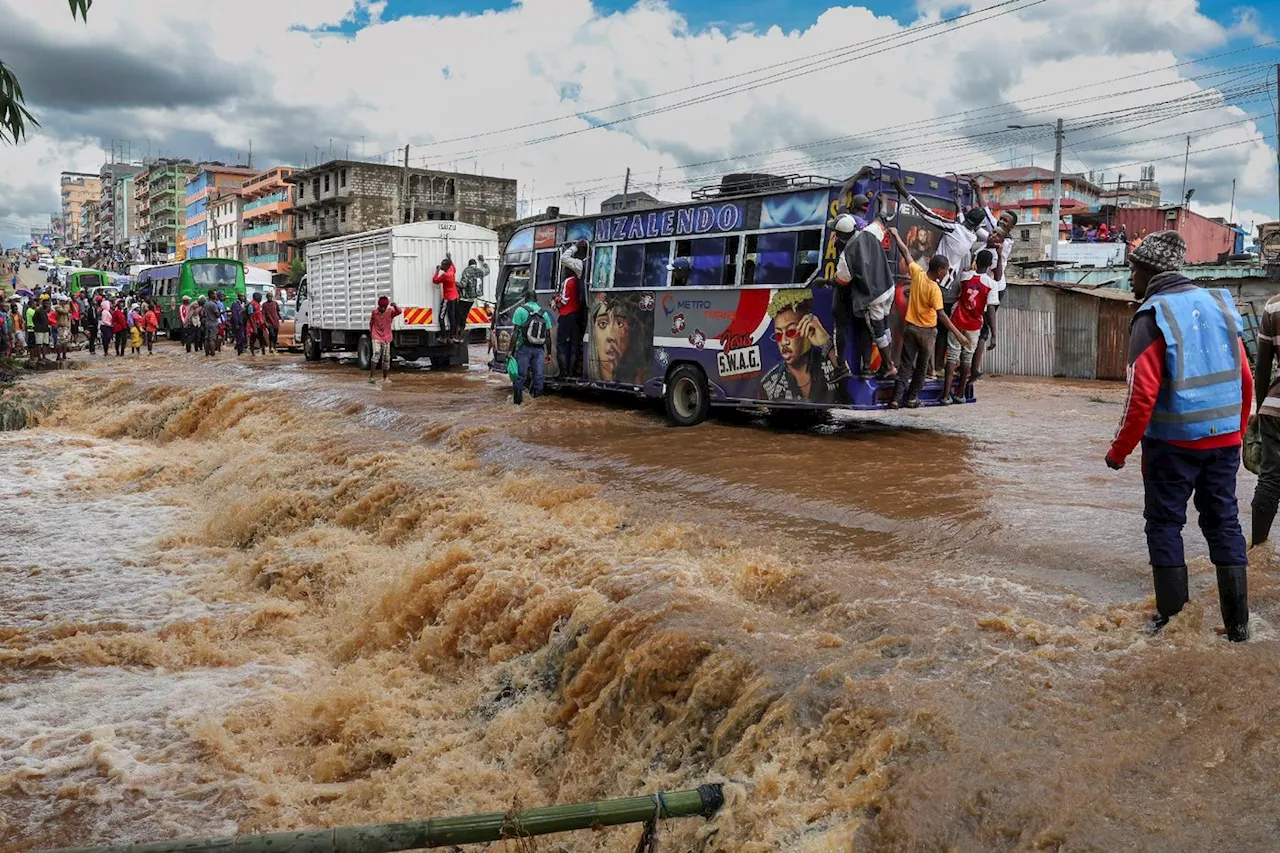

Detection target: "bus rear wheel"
[665, 364, 709, 427]
[303, 329, 321, 361]
[357, 334, 372, 371]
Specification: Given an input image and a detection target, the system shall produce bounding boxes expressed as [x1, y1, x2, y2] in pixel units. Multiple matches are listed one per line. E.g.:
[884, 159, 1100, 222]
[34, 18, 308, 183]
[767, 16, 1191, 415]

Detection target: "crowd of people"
[1070, 221, 1129, 244]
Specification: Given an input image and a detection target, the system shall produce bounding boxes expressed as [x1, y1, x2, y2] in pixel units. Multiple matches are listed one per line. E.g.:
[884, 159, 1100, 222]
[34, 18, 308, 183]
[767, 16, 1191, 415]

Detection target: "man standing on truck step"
[1104, 230, 1252, 642]
[434, 258, 460, 344]
[459, 256, 490, 342]
[832, 209, 897, 380]
[510, 287, 552, 405]
[369, 295, 401, 385]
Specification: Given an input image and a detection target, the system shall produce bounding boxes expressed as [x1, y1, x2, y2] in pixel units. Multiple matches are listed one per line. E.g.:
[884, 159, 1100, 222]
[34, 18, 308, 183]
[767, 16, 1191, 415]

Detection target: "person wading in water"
[1105, 230, 1252, 642]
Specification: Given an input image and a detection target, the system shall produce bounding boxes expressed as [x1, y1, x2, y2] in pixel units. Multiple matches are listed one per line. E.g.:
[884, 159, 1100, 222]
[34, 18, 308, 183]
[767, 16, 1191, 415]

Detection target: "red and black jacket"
[1108, 273, 1253, 465]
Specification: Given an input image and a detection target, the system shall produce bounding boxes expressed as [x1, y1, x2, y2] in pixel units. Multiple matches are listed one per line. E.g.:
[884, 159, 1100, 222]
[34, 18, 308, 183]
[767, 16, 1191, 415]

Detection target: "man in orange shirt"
[142, 302, 161, 355]
[887, 227, 961, 409]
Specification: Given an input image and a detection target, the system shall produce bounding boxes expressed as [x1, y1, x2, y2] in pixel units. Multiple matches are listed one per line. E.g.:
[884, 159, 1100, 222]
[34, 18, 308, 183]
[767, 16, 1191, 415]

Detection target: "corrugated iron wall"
[1054, 291, 1099, 378]
[988, 308, 1056, 376]
[1096, 300, 1133, 380]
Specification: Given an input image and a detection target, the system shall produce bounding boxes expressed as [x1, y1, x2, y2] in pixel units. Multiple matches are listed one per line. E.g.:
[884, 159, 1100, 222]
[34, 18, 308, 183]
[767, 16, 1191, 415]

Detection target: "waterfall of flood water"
[3, 358, 1279, 852]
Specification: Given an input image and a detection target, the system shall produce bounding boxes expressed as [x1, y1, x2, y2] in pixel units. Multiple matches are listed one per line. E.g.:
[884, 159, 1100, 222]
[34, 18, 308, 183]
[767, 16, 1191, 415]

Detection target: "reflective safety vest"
[1142, 287, 1243, 441]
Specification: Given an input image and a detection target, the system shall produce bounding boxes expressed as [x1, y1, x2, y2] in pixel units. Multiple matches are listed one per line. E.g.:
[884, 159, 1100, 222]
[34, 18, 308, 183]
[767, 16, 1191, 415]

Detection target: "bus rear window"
[614, 242, 669, 289]
[190, 262, 240, 286]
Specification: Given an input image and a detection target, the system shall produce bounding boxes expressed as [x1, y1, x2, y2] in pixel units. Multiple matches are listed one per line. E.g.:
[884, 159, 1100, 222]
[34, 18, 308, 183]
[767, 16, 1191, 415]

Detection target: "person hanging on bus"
[554, 247, 585, 377]
[886, 227, 962, 409]
[759, 289, 840, 404]
[832, 210, 897, 380]
[970, 230, 1007, 380]
[942, 249, 995, 405]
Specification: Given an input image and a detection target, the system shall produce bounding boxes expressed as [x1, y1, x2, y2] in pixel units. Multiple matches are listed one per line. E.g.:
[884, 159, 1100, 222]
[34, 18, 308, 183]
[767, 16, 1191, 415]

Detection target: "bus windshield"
[498, 268, 530, 314]
[190, 262, 241, 286]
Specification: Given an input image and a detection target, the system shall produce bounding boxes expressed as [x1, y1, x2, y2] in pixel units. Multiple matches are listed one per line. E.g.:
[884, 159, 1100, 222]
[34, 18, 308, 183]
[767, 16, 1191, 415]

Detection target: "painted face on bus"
[772, 308, 812, 367]
[590, 304, 631, 381]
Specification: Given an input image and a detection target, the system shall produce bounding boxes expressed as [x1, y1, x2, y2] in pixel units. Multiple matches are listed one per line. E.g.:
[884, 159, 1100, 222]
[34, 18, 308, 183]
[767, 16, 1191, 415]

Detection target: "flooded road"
[2, 343, 1278, 851]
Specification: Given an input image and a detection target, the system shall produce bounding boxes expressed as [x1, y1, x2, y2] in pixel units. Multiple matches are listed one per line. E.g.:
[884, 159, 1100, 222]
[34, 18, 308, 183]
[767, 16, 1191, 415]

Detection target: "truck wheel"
[664, 364, 709, 427]
[303, 328, 321, 361]
[357, 334, 372, 371]
[429, 355, 452, 368]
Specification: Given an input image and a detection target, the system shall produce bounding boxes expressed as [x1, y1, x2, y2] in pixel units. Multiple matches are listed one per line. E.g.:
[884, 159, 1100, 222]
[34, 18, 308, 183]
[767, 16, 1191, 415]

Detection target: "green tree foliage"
[287, 256, 306, 285]
[1, 1, 92, 144]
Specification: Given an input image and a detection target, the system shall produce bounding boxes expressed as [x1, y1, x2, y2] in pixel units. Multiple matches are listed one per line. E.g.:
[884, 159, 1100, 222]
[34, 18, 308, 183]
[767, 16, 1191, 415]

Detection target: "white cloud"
[1, 0, 1277, 249]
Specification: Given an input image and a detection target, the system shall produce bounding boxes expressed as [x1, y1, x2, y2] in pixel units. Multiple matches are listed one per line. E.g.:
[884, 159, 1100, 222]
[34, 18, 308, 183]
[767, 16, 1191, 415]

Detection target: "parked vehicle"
[297, 220, 499, 369]
[137, 258, 247, 334]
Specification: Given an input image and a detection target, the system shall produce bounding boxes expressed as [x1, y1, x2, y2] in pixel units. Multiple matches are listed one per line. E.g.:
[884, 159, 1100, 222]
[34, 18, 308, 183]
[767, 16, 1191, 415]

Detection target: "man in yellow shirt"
[887, 226, 962, 409]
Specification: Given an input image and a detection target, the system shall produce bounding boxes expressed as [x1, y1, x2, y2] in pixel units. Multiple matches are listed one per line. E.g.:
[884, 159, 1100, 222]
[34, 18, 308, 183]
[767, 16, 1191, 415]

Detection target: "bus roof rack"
[690, 173, 840, 200]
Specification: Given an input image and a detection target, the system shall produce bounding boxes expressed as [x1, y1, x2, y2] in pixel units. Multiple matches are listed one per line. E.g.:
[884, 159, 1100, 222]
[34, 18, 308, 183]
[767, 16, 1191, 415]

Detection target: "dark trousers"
[184, 325, 198, 352]
[894, 323, 936, 403]
[442, 298, 460, 338]
[1141, 437, 1247, 569]
[1252, 414, 1280, 517]
[555, 312, 581, 377]
[100, 326, 111, 355]
[832, 286, 858, 377]
[935, 301, 956, 368]
[114, 330, 126, 356]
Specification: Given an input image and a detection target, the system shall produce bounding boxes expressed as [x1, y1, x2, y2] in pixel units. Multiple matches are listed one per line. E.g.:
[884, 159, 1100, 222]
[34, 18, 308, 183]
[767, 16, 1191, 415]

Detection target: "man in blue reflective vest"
[1106, 230, 1253, 641]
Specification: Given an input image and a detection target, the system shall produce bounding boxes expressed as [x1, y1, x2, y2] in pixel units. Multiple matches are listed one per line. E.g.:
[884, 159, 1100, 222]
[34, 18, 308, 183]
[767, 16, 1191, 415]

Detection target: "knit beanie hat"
[1128, 230, 1186, 272]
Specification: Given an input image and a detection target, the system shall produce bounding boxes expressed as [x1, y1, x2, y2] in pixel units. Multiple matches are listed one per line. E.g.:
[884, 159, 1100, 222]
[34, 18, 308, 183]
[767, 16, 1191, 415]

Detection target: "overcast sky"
[0, 0, 1276, 250]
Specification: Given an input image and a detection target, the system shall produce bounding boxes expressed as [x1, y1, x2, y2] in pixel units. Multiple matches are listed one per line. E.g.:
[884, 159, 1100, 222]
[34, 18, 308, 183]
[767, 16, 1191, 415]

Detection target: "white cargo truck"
[297, 220, 499, 368]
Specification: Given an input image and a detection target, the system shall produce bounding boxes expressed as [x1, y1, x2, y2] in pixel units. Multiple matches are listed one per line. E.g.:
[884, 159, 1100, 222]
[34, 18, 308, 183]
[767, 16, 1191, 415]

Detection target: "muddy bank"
[1, 352, 1278, 851]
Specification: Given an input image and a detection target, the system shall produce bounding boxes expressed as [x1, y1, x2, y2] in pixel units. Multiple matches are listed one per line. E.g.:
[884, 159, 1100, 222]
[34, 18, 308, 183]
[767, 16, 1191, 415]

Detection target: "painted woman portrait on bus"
[587, 292, 654, 385]
[758, 289, 841, 404]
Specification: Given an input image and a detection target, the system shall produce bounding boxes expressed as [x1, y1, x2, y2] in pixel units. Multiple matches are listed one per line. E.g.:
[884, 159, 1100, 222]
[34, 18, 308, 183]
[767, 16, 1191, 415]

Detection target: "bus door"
[490, 264, 531, 370]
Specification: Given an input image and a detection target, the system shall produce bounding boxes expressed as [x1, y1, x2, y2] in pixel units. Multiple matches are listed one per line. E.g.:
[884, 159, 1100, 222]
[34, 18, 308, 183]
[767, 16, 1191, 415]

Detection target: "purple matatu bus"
[489, 169, 979, 426]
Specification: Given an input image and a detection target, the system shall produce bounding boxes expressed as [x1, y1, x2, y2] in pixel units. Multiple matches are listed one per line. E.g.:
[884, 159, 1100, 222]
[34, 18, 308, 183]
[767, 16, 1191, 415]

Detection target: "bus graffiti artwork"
[586, 291, 655, 385]
[490, 169, 979, 426]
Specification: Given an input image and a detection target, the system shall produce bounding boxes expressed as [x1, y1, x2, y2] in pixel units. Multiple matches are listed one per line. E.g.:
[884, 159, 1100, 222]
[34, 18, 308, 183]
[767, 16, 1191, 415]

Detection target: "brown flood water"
[2, 343, 1279, 852]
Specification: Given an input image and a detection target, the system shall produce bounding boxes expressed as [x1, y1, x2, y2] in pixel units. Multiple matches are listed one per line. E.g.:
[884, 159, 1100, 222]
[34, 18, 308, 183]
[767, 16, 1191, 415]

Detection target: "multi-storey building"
[975, 167, 1105, 263]
[60, 171, 101, 247]
[184, 164, 258, 260]
[94, 163, 143, 253]
[286, 160, 516, 249]
[146, 160, 199, 260]
[112, 173, 140, 251]
[240, 166, 294, 276]
[207, 187, 244, 261]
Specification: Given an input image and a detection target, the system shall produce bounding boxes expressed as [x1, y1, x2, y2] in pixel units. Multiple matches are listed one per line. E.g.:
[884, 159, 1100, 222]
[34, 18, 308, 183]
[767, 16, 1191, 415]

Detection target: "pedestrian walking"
[200, 295, 220, 357]
[1249, 290, 1280, 548]
[509, 287, 552, 405]
[29, 294, 51, 363]
[368, 295, 401, 385]
[1105, 230, 1252, 642]
[247, 292, 267, 355]
[262, 293, 281, 353]
[98, 298, 113, 358]
[143, 302, 160, 355]
[230, 294, 248, 356]
[54, 295, 71, 362]
[179, 296, 198, 353]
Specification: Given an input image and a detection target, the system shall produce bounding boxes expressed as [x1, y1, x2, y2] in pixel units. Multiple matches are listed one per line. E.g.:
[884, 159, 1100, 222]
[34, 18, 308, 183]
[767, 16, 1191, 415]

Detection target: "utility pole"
[247, 139, 253, 169]
[1275, 64, 1279, 221]
[1230, 178, 1237, 224]
[400, 144, 410, 224]
[1180, 135, 1190, 205]
[1050, 117, 1064, 264]
[622, 167, 631, 209]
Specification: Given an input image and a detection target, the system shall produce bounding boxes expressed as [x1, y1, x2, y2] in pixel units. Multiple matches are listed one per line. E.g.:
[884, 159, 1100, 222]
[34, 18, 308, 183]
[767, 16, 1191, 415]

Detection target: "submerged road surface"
[1, 336, 1278, 852]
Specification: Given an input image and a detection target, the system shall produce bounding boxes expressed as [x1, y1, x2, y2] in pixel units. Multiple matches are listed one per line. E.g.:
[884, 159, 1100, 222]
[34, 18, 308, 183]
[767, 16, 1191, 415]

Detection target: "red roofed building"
[975, 167, 1104, 263]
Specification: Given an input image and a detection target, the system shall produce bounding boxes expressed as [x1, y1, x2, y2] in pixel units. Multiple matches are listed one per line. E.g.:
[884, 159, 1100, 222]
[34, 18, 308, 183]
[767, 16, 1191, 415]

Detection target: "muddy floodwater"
[3, 345, 1280, 852]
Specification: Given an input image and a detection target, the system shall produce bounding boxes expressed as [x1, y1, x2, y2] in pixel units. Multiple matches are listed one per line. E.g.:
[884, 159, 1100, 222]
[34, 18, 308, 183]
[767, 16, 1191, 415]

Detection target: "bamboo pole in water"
[41, 784, 725, 853]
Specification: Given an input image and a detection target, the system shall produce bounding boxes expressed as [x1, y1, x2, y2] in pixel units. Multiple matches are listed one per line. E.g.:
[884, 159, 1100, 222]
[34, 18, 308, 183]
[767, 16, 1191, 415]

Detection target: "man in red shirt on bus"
[941, 248, 994, 404]
[554, 244, 586, 377]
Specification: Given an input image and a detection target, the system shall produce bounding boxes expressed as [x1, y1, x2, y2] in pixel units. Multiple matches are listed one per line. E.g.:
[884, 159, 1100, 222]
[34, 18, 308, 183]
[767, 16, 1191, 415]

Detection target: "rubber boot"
[1216, 565, 1249, 643]
[1252, 507, 1276, 548]
[1151, 565, 1189, 629]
